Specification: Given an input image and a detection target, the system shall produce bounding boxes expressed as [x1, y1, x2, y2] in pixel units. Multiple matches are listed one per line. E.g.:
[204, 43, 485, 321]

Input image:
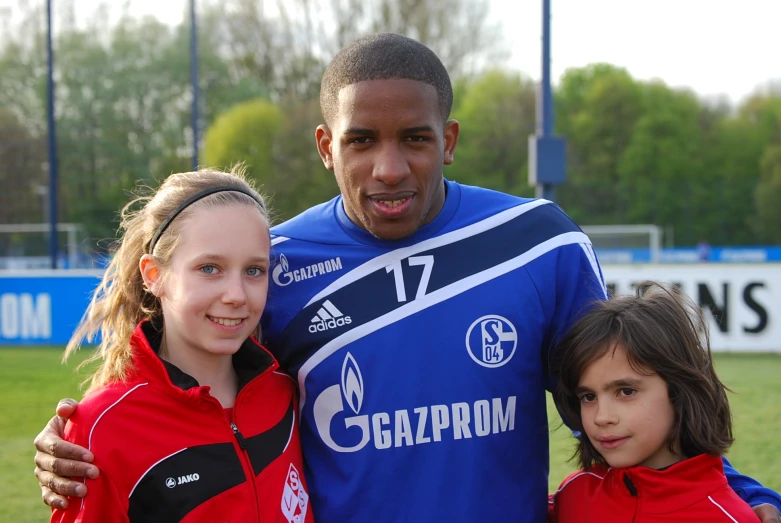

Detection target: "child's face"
[157, 204, 270, 361]
[576, 343, 681, 470]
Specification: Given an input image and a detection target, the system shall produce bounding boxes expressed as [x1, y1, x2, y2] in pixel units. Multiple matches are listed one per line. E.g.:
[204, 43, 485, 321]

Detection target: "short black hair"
[320, 33, 453, 125]
[551, 281, 734, 470]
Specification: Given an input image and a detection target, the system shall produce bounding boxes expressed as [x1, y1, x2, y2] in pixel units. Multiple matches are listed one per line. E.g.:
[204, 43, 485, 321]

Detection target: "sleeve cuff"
[748, 496, 781, 511]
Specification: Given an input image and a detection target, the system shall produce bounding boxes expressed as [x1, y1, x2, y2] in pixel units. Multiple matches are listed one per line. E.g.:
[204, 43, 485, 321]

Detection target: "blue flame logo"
[341, 353, 364, 415]
[272, 254, 294, 286]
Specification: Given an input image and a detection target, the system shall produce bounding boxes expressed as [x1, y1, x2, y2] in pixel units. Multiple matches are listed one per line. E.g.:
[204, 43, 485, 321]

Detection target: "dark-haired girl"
[549, 282, 760, 522]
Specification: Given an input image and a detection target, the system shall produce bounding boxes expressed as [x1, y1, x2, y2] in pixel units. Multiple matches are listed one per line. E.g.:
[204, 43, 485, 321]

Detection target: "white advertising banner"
[602, 264, 781, 352]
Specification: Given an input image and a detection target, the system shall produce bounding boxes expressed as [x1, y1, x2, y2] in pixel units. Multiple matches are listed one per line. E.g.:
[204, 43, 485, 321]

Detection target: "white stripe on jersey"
[271, 236, 291, 246]
[305, 199, 555, 307]
[580, 243, 608, 298]
[84, 383, 149, 509]
[707, 496, 740, 523]
[298, 230, 592, 409]
[548, 470, 606, 504]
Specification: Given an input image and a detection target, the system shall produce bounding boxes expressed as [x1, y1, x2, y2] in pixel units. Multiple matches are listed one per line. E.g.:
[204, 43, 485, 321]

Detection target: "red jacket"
[548, 454, 759, 523]
[51, 320, 313, 523]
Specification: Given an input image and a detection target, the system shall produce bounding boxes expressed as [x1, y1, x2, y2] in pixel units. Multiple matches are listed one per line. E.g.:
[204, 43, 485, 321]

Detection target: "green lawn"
[1, 348, 92, 523]
[2, 348, 780, 522]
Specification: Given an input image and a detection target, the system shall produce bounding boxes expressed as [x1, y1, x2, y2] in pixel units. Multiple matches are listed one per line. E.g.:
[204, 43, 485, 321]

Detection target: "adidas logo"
[309, 300, 352, 333]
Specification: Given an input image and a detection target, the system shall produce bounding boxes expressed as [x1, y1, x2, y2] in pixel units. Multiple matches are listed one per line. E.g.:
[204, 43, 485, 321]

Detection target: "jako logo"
[308, 300, 352, 333]
[272, 254, 343, 287]
[313, 353, 517, 453]
[165, 473, 200, 488]
[465, 315, 518, 368]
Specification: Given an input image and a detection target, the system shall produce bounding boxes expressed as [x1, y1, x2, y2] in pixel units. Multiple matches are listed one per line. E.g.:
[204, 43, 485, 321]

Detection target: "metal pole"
[46, 0, 59, 268]
[540, 0, 553, 139]
[190, 0, 199, 171]
[536, 0, 555, 201]
[529, 0, 566, 201]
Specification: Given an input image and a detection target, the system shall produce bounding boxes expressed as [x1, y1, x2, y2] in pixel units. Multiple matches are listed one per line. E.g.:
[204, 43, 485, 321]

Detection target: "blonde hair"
[65, 167, 269, 392]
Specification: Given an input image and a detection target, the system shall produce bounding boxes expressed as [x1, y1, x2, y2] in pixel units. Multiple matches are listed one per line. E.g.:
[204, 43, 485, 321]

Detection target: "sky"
[1, 0, 779, 104]
[497, 0, 781, 104]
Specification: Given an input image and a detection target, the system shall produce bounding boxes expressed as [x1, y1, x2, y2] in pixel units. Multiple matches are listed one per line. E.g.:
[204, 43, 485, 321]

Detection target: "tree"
[616, 83, 707, 245]
[203, 98, 339, 221]
[555, 64, 643, 225]
[0, 108, 46, 224]
[364, 0, 504, 78]
[448, 70, 536, 196]
[215, 0, 505, 101]
[203, 98, 284, 179]
[755, 145, 781, 243]
[0, 4, 270, 243]
[719, 93, 781, 244]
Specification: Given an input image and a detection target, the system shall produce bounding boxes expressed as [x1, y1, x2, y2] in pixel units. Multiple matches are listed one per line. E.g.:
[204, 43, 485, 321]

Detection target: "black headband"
[148, 185, 264, 254]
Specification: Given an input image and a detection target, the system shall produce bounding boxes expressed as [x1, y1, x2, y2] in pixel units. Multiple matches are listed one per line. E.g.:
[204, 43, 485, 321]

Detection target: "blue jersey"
[263, 180, 605, 522]
[263, 180, 779, 522]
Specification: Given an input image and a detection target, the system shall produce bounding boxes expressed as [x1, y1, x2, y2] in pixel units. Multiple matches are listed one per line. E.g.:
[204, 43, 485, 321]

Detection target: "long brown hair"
[551, 281, 733, 470]
[64, 167, 269, 393]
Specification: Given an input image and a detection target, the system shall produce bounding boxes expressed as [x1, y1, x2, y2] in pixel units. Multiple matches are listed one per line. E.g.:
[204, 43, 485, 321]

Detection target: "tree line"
[1, 0, 779, 252]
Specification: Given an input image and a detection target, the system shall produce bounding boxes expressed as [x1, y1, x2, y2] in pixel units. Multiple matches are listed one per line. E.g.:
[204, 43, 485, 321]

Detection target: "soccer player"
[34, 33, 781, 523]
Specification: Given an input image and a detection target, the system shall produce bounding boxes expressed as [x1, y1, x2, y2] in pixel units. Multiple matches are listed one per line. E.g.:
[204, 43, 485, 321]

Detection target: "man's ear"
[316, 124, 335, 171]
[443, 119, 460, 165]
[139, 254, 164, 297]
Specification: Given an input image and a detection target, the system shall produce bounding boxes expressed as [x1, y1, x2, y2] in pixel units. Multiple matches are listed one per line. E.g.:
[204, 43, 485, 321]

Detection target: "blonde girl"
[51, 168, 312, 523]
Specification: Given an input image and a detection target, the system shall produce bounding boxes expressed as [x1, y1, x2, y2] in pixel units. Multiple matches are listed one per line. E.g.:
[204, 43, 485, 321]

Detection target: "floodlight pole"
[539, 0, 554, 200]
[540, 0, 553, 140]
[190, 0, 199, 170]
[528, 0, 566, 202]
[46, 0, 59, 268]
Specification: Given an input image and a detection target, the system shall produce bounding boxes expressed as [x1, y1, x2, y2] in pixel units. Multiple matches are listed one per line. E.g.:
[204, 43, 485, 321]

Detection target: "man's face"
[316, 79, 459, 241]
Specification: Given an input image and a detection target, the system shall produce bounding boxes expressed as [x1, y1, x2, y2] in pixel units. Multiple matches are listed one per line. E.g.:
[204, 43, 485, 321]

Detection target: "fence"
[2, 265, 780, 350]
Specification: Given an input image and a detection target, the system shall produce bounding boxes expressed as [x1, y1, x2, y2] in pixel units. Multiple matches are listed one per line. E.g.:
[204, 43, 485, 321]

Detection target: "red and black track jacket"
[51, 320, 313, 523]
[548, 454, 759, 522]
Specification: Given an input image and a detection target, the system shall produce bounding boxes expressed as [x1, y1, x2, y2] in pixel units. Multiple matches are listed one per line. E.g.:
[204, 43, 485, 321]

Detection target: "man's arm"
[723, 457, 781, 522]
[33, 399, 100, 509]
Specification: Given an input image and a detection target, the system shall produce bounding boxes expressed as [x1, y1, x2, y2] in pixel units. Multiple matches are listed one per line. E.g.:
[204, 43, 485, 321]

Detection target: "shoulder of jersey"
[456, 183, 579, 233]
[271, 197, 351, 245]
[66, 380, 150, 442]
[551, 466, 608, 500]
[456, 182, 534, 210]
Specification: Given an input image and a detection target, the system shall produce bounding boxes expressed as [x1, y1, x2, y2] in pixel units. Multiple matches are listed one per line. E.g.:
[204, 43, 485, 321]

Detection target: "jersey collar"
[335, 178, 461, 248]
[603, 454, 729, 514]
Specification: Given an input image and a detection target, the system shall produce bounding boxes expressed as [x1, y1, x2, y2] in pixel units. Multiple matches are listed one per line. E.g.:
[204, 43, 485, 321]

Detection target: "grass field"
[2, 349, 780, 522]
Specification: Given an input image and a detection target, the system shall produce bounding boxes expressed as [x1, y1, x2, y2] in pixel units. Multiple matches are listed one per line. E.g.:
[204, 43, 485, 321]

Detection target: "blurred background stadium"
[1, 0, 780, 520]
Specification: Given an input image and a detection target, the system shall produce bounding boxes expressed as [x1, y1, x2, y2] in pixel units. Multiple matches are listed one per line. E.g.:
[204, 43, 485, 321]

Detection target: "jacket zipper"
[231, 421, 263, 522]
[623, 473, 638, 523]
[229, 363, 277, 523]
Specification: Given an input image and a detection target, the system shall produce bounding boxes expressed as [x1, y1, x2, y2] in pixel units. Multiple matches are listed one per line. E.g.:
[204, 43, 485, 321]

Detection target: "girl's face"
[576, 343, 681, 470]
[153, 204, 270, 361]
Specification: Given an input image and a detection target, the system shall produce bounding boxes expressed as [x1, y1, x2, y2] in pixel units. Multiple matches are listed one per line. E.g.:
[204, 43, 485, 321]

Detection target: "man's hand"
[33, 399, 99, 509]
[755, 503, 781, 523]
